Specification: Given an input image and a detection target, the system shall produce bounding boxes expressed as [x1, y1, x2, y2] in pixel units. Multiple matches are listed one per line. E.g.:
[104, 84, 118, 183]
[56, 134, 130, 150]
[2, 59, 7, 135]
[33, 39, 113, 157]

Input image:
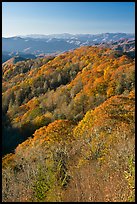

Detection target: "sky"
[2, 2, 135, 37]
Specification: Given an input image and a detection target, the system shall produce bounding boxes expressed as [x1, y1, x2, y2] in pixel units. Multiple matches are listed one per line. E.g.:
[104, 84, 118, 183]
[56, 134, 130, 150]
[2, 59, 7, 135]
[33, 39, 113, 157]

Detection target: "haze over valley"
[2, 32, 135, 63]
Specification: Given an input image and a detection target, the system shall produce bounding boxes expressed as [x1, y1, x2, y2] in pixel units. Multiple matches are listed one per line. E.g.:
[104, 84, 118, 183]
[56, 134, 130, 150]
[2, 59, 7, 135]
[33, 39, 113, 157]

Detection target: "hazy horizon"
[2, 2, 135, 37]
[2, 32, 135, 38]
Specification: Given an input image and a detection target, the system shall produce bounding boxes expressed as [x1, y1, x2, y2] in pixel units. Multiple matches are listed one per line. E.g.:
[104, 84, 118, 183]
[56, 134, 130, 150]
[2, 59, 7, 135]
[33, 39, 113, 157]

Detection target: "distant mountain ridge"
[2, 33, 135, 58]
[18, 32, 134, 40]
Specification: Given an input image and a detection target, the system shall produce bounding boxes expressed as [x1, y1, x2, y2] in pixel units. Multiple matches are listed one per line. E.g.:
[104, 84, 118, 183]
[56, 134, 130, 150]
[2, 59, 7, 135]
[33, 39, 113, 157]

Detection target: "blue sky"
[2, 2, 135, 37]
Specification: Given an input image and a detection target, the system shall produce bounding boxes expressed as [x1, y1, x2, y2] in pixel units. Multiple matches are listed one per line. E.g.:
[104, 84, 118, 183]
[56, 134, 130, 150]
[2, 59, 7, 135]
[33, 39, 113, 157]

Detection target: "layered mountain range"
[2, 33, 135, 63]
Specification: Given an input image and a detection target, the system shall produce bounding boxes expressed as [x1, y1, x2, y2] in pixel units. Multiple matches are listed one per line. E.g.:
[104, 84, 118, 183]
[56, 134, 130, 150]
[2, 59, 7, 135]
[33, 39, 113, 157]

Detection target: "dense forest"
[2, 46, 135, 202]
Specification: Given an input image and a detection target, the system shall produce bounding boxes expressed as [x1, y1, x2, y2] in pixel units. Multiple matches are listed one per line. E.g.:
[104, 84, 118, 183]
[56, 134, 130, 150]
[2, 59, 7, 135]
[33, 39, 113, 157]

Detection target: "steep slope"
[2, 45, 135, 202]
[3, 56, 26, 65]
[2, 46, 135, 155]
[2, 91, 135, 202]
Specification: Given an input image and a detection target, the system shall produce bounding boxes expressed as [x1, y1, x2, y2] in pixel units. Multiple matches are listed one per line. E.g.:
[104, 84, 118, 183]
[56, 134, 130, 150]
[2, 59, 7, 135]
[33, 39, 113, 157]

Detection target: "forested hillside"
[2, 46, 135, 202]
